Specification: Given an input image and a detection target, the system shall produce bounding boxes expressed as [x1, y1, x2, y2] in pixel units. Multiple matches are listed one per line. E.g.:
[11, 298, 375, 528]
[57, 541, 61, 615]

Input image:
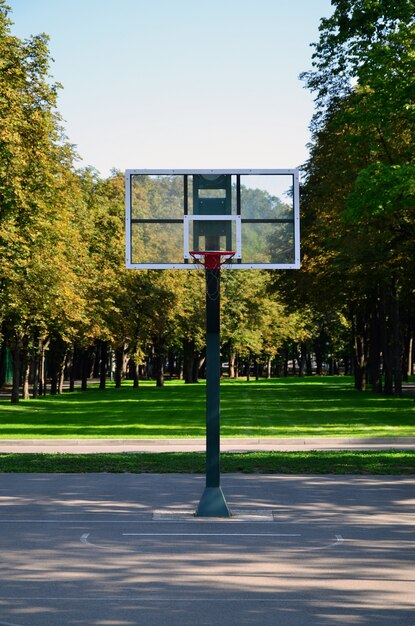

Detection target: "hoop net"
[189, 251, 235, 271]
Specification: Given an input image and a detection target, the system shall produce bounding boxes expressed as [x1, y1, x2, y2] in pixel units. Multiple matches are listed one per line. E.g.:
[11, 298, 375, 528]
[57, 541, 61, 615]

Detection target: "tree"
[0, 3, 91, 401]
[297, 0, 415, 393]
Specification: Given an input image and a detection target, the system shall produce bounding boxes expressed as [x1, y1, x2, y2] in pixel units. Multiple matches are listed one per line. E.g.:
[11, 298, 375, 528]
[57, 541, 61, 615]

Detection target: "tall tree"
[298, 0, 415, 392]
[0, 2, 90, 401]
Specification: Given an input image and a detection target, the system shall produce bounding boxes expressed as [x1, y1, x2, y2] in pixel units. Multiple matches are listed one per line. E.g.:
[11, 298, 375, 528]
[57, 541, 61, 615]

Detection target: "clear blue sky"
[9, 0, 333, 177]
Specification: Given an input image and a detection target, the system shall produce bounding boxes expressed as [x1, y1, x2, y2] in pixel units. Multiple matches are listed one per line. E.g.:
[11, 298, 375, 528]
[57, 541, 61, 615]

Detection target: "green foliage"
[297, 0, 415, 394]
[346, 162, 415, 220]
[302, 0, 415, 120]
[0, 3, 89, 348]
[1, 0, 413, 403]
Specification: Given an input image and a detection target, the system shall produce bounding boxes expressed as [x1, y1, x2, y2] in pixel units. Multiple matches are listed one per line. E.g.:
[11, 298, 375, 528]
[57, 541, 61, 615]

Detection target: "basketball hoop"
[189, 251, 235, 271]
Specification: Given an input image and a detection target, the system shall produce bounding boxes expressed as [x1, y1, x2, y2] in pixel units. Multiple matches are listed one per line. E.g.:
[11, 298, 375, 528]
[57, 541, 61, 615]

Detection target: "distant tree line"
[0, 0, 414, 403]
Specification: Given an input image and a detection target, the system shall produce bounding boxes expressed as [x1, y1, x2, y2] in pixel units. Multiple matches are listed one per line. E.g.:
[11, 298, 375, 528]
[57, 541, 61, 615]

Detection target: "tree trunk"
[177, 355, 183, 380]
[353, 335, 367, 390]
[235, 352, 240, 378]
[352, 305, 368, 391]
[99, 341, 108, 390]
[22, 345, 30, 401]
[0, 331, 7, 387]
[154, 349, 165, 387]
[274, 356, 282, 377]
[380, 286, 394, 395]
[49, 339, 67, 395]
[10, 339, 21, 404]
[68, 346, 75, 392]
[246, 352, 252, 382]
[183, 339, 196, 384]
[315, 345, 323, 376]
[132, 360, 140, 388]
[283, 346, 289, 377]
[298, 343, 306, 377]
[306, 353, 312, 376]
[92, 344, 100, 378]
[81, 347, 91, 391]
[406, 334, 413, 378]
[32, 351, 39, 399]
[390, 278, 402, 395]
[39, 341, 48, 396]
[167, 350, 176, 378]
[229, 345, 236, 379]
[114, 346, 124, 388]
[368, 290, 382, 392]
[58, 354, 66, 394]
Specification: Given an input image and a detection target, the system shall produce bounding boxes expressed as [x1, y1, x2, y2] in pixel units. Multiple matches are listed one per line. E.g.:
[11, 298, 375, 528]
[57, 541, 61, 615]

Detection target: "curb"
[1, 437, 415, 453]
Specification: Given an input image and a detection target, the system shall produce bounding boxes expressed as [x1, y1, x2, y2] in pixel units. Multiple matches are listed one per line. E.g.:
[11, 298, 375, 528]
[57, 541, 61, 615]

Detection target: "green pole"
[196, 267, 231, 517]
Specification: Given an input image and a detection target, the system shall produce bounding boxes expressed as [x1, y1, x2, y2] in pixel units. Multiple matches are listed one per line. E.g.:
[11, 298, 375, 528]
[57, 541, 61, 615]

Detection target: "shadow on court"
[0, 473, 414, 625]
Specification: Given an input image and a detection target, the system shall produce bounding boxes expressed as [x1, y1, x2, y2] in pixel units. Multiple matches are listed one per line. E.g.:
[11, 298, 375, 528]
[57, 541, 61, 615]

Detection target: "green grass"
[0, 451, 414, 474]
[0, 376, 414, 439]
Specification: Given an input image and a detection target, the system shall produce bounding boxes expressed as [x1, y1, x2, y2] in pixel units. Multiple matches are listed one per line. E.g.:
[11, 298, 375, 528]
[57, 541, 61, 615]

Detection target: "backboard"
[125, 169, 300, 269]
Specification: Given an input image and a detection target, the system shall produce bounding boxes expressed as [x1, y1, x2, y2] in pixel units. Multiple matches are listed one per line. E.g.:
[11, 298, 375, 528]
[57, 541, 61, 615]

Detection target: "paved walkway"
[1, 436, 415, 453]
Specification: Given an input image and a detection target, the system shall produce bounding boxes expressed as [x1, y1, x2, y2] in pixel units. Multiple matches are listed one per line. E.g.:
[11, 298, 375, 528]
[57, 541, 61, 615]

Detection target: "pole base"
[195, 487, 231, 518]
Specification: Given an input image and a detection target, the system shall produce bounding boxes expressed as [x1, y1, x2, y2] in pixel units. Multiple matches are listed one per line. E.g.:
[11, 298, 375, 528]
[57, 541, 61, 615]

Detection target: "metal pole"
[195, 266, 231, 517]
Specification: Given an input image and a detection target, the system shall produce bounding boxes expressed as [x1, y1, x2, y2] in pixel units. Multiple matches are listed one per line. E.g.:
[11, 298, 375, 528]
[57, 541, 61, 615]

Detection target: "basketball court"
[0, 473, 414, 625]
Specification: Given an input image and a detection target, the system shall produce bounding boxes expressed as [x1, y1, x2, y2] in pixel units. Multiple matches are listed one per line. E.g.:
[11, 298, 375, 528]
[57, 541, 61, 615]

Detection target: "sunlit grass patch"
[0, 376, 414, 439]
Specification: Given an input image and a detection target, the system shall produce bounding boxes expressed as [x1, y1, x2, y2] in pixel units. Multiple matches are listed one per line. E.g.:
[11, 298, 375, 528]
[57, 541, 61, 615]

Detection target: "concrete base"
[195, 486, 231, 517]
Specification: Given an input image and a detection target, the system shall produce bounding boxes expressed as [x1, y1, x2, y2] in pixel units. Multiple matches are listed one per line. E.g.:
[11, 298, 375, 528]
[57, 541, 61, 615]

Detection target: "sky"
[9, 0, 333, 177]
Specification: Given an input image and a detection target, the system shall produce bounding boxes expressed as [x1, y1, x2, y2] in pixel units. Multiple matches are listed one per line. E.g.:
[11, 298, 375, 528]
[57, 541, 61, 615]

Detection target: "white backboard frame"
[126, 169, 300, 270]
[183, 215, 242, 259]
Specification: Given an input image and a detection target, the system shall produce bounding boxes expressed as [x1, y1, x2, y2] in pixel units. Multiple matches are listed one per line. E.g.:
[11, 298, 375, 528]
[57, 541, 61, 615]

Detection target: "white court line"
[291, 535, 343, 552]
[0, 518, 298, 520]
[0, 519, 154, 520]
[0, 518, 290, 520]
[81, 532, 344, 552]
[0, 621, 25, 626]
[122, 533, 344, 552]
[80, 533, 131, 552]
[0, 597, 311, 602]
[122, 532, 302, 537]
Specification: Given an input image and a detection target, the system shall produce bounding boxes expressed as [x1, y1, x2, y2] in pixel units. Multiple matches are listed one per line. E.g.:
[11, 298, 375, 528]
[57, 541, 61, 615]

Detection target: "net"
[189, 251, 235, 271]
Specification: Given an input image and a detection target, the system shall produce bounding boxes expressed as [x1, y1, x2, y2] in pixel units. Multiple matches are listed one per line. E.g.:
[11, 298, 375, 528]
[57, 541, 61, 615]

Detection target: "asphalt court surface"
[0, 474, 414, 625]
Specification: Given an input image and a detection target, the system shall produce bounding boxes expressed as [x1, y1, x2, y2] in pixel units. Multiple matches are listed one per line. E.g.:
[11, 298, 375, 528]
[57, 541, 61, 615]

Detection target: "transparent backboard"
[125, 170, 300, 269]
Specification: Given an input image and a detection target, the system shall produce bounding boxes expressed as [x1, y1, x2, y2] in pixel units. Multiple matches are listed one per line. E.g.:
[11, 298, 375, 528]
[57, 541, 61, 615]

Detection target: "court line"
[80, 533, 119, 551]
[290, 535, 343, 552]
[0, 519, 154, 520]
[120, 533, 345, 552]
[0, 519, 300, 524]
[3, 595, 413, 603]
[122, 532, 302, 537]
[0, 597, 317, 602]
[81, 532, 344, 552]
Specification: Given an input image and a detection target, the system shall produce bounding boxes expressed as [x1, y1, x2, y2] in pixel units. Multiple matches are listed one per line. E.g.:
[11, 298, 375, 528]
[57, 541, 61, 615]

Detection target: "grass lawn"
[0, 450, 415, 475]
[0, 376, 414, 439]
[0, 451, 414, 474]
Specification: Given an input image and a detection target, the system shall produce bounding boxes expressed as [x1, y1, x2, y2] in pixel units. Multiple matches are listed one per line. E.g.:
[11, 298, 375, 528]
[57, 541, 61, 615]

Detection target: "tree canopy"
[1, 0, 414, 401]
